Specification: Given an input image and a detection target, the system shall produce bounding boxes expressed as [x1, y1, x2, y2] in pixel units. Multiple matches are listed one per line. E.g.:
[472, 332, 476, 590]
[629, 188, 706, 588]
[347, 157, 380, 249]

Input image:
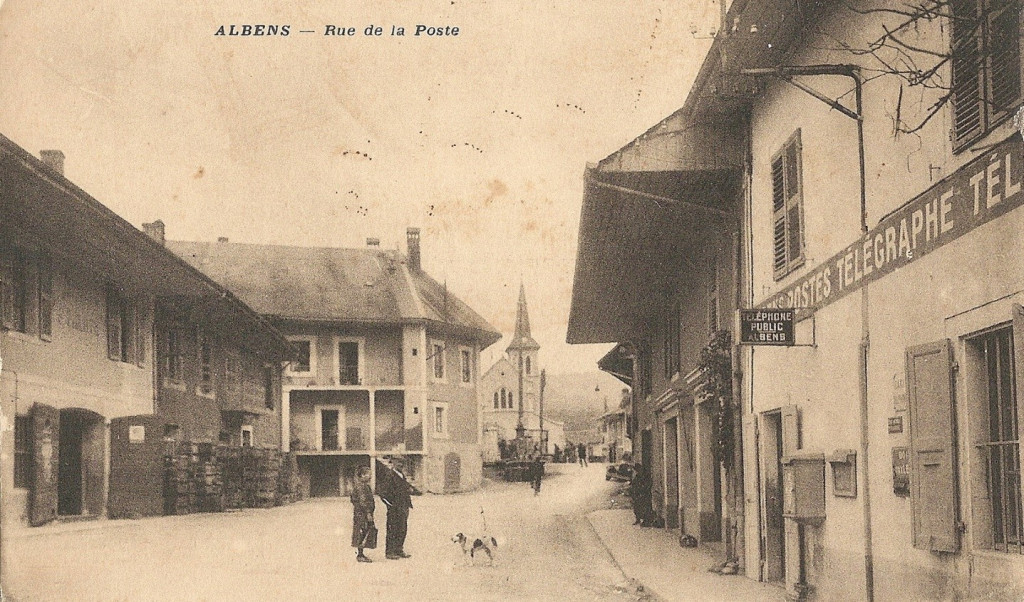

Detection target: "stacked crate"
[163, 443, 198, 515]
[254, 449, 281, 508]
[219, 445, 244, 510]
[277, 452, 300, 504]
[196, 444, 225, 509]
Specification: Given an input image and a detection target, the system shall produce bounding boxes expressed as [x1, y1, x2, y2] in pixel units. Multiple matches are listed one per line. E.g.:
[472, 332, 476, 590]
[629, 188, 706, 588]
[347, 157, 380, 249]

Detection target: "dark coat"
[378, 468, 414, 511]
[350, 480, 375, 548]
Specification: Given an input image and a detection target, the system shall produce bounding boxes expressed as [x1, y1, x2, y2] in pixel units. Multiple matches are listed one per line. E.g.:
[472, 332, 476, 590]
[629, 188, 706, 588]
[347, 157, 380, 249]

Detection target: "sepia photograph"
[1, 1, 1023, 600]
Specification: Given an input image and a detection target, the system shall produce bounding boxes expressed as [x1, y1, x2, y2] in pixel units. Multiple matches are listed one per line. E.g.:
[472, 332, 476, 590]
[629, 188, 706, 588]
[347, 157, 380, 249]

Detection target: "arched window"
[501, 388, 507, 409]
[525, 356, 531, 375]
[493, 391, 499, 409]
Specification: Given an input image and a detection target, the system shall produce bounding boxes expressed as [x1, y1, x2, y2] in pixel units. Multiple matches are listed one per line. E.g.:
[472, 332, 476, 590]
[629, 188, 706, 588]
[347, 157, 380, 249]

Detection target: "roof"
[507, 284, 540, 352]
[168, 240, 501, 346]
[0, 135, 292, 360]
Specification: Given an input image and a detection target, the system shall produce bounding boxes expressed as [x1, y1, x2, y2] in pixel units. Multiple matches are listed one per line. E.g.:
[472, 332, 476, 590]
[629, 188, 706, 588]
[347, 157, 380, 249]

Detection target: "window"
[37, 254, 52, 339]
[240, 426, 254, 448]
[286, 337, 315, 376]
[198, 333, 214, 394]
[107, 286, 138, 363]
[493, 391, 499, 409]
[432, 341, 445, 381]
[224, 348, 241, 399]
[974, 326, 1023, 552]
[14, 416, 31, 488]
[461, 348, 472, 383]
[1, 249, 28, 333]
[433, 403, 449, 437]
[951, 0, 1021, 148]
[500, 387, 508, 409]
[525, 356, 531, 375]
[264, 365, 275, 410]
[160, 326, 183, 381]
[338, 340, 360, 385]
[771, 131, 805, 279]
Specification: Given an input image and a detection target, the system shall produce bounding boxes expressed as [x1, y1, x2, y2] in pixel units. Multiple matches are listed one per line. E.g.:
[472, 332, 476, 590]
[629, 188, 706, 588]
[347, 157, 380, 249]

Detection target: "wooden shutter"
[782, 404, 801, 456]
[0, 252, 15, 329]
[986, 0, 1021, 119]
[951, 0, 983, 146]
[741, 412, 763, 581]
[106, 286, 121, 360]
[906, 339, 960, 552]
[1013, 304, 1024, 478]
[784, 140, 803, 267]
[30, 403, 59, 526]
[771, 155, 787, 274]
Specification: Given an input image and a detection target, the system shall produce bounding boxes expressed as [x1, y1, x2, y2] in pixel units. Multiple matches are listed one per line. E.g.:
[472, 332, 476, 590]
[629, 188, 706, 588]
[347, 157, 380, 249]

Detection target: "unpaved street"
[3, 463, 648, 601]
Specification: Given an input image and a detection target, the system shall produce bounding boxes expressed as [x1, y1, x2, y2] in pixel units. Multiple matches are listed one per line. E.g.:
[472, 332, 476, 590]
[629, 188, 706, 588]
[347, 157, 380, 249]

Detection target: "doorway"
[761, 411, 785, 582]
[444, 452, 461, 492]
[56, 408, 104, 517]
[664, 417, 679, 529]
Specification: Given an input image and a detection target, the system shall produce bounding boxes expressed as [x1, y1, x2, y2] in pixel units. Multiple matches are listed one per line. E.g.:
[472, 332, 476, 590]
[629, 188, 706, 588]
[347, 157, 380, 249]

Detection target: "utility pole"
[539, 369, 546, 455]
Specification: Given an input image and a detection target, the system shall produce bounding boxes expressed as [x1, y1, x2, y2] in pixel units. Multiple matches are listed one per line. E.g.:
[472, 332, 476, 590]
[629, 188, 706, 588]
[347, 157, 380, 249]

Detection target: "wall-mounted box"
[782, 453, 826, 524]
[828, 449, 857, 498]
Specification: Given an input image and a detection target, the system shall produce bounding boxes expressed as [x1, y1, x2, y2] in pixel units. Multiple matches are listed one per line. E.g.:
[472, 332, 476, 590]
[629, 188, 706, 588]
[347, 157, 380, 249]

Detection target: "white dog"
[451, 532, 498, 565]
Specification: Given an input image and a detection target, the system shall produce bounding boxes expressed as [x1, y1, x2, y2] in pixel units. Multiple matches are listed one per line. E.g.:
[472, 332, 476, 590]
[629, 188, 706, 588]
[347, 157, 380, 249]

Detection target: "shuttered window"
[951, 0, 1021, 149]
[37, 254, 52, 339]
[906, 339, 960, 552]
[1, 249, 28, 332]
[771, 131, 804, 279]
[106, 286, 137, 363]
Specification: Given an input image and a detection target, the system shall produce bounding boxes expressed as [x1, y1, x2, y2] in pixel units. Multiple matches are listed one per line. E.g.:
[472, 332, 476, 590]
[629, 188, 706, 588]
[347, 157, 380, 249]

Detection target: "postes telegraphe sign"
[757, 133, 1023, 318]
[739, 309, 795, 346]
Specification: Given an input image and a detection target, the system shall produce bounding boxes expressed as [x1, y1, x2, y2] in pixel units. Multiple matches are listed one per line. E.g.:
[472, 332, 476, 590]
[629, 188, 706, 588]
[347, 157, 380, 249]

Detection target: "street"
[3, 463, 649, 602]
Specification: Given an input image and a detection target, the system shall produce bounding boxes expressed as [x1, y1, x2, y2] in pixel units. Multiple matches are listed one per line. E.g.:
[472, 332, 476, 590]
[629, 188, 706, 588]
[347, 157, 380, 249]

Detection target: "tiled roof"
[168, 240, 500, 345]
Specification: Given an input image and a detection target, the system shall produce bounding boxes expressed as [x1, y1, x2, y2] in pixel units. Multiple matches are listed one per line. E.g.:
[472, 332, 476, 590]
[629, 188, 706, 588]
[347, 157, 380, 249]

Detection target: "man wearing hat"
[378, 457, 414, 559]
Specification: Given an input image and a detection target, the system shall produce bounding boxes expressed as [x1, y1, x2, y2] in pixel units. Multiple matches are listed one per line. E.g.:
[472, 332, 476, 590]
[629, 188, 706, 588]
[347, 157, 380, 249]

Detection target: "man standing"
[378, 457, 414, 560]
[577, 442, 588, 467]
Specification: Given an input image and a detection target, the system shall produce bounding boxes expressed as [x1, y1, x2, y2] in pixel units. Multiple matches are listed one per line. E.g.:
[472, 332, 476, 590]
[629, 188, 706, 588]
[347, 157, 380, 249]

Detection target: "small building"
[169, 230, 501, 495]
[597, 388, 632, 464]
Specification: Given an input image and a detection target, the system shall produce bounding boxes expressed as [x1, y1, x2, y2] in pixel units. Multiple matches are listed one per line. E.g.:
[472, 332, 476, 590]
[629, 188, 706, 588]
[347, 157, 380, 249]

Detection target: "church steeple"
[507, 284, 541, 353]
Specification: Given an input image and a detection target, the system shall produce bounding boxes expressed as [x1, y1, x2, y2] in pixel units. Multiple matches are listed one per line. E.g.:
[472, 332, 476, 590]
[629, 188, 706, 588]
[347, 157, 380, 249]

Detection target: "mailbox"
[782, 453, 826, 524]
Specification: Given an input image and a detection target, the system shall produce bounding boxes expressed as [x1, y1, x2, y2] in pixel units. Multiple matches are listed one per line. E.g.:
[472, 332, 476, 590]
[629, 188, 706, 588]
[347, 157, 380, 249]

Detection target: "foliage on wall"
[698, 330, 735, 470]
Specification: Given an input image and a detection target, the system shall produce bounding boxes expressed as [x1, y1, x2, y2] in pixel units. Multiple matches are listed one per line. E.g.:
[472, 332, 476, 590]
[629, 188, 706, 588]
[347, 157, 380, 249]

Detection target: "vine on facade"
[698, 330, 735, 470]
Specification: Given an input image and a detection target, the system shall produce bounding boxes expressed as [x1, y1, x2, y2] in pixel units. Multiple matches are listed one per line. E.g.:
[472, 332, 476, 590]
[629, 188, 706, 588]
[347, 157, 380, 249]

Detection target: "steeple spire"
[507, 283, 540, 353]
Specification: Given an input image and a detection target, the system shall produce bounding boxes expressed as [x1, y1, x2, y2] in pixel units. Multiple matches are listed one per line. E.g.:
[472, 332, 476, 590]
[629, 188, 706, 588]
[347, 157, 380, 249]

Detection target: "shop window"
[14, 416, 31, 488]
[771, 131, 805, 279]
[1, 248, 29, 333]
[107, 286, 139, 363]
[951, 0, 1021, 149]
[970, 325, 1023, 553]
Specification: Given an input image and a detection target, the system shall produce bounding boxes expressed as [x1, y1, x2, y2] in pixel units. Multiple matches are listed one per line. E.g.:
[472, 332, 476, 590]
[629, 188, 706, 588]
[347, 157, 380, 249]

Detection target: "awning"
[566, 162, 740, 345]
[597, 343, 634, 385]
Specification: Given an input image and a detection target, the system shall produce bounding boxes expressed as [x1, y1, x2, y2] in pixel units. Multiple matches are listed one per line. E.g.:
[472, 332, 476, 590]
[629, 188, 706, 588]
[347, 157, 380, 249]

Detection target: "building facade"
[571, 0, 1024, 599]
[169, 229, 500, 495]
[0, 137, 289, 526]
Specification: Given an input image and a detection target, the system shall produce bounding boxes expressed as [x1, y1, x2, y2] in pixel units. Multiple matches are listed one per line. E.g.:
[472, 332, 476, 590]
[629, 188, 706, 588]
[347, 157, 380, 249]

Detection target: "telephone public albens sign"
[739, 309, 795, 346]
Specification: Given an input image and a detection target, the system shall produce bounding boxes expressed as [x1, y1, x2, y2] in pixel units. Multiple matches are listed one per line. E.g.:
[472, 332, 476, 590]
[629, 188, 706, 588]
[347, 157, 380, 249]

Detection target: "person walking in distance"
[379, 457, 414, 560]
[530, 455, 544, 496]
[350, 465, 375, 563]
[577, 442, 588, 467]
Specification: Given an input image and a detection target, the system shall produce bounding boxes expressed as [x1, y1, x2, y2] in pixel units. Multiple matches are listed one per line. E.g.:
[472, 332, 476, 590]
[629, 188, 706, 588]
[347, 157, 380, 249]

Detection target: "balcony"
[288, 388, 422, 454]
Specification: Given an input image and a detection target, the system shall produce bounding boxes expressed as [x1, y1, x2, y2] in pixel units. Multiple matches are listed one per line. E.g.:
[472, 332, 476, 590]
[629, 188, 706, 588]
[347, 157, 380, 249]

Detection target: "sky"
[0, 0, 716, 375]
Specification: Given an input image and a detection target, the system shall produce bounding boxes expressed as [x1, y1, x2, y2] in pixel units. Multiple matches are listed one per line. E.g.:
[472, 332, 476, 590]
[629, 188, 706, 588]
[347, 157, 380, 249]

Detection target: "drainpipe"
[740, 64, 874, 601]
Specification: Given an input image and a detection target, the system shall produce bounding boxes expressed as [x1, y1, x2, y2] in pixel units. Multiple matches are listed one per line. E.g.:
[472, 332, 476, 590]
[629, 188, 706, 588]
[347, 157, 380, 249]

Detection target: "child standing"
[351, 465, 375, 563]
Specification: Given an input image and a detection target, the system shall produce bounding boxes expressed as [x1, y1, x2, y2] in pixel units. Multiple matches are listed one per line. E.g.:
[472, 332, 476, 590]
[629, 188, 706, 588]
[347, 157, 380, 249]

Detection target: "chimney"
[40, 150, 65, 175]
[407, 227, 421, 271]
[217, 237, 229, 243]
[142, 220, 166, 246]
[366, 237, 380, 248]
